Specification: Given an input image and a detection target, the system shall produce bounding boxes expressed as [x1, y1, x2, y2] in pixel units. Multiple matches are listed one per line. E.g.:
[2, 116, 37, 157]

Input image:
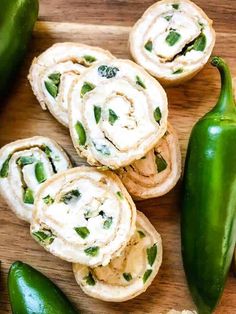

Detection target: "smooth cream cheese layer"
[73, 211, 162, 302]
[118, 123, 181, 199]
[0, 137, 71, 222]
[31, 167, 136, 266]
[28, 43, 114, 127]
[69, 59, 168, 169]
[129, 0, 215, 85]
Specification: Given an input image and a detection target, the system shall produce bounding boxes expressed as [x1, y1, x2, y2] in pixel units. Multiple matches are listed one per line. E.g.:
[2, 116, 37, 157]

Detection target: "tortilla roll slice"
[73, 211, 162, 302]
[30, 167, 136, 266]
[28, 43, 114, 127]
[117, 123, 181, 200]
[68, 59, 168, 169]
[129, 0, 215, 86]
[0, 137, 72, 222]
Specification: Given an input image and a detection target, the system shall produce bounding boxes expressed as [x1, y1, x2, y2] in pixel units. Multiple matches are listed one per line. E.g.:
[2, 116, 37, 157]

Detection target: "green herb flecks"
[172, 4, 179, 9]
[193, 33, 206, 51]
[94, 106, 101, 124]
[136, 75, 146, 89]
[147, 244, 157, 266]
[166, 31, 181, 46]
[164, 15, 173, 21]
[23, 188, 34, 204]
[173, 68, 183, 75]
[60, 189, 81, 204]
[84, 272, 96, 286]
[17, 156, 35, 167]
[0, 155, 12, 178]
[109, 109, 119, 125]
[83, 55, 97, 63]
[103, 217, 113, 229]
[75, 121, 86, 146]
[155, 153, 167, 173]
[123, 273, 132, 281]
[138, 230, 146, 238]
[144, 40, 153, 52]
[98, 65, 119, 79]
[116, 191, 124, 200]
[84, 246, 99, 257]
[44, 72, 61, 98]
[42, 145, 52, 158]
[143, 269, 152, 283]
[74, 226, 90, 239]
[35, 162, 47, 183]
[80, 82, 95, 97]
[43, 195, 54, 205]
[93, 142, 110, 155]
[153, 107, 162, 124]
[32, 229, 55, 245]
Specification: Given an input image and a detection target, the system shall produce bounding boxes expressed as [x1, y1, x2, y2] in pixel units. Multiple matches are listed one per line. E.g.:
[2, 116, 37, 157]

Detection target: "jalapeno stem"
[211, 56, 235, 114]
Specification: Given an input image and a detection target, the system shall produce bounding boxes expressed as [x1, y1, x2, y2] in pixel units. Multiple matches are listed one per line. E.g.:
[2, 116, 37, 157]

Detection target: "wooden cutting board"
[0, 20, 236, 314]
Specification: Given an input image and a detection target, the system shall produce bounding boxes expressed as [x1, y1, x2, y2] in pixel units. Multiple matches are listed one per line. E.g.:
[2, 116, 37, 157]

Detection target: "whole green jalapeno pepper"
[181, 56, 236, 314]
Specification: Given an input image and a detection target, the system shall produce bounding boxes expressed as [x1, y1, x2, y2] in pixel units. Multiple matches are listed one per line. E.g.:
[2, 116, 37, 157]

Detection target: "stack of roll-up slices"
[0, 0, 215, 303]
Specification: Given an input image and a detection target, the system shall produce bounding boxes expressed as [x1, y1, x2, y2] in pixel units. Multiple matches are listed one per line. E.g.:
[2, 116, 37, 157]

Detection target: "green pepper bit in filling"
[93, 142, 110, 156]
[116, 191, 124, 200]
[23, 188, 34, 204]
[137, 230, 146, 238]
[143, 269, 152, 283]
[136, 75, 146, 89]
[84, 272, 96, 286]
[83, 55, 97, 64]
[84, 246, 99, 257]
[0, 154, 12, 178]
[80, 82, 95, 97]
[172, 4, 179, 10]
[108, 109, 119, 125]
[60, 189, 81, 204]
[44, 72, 61, 98]
[16, 156, 35, 167]
[74, 226, 90, 239]
[98, 65, 119, 79]
[153, 107, 162, 124]
[94, 105, 101, 124]
[155, 153, 167, 173]
[43, 195, 54, 205]
[166, 30, 181, 46]
[103, 217, 113, 229]
[164, 15, 173, 21]
[75, 121, 86, 146]
[123, 273, 132, 281]
[32, 229, 55, 245]
[193, 33, 206, 51]
[35, 161, 47, 183]
[144, 40, 153, 52]
[147, 244, 157, 267]
[173, 68, 183, 75]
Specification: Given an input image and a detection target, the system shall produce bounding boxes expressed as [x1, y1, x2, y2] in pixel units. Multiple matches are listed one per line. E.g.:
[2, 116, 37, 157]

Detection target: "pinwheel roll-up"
[31, 167, 136, 266]
[129, 0, 215, 85]
[73, 211, 162, 302]
[0, 137, 71, 222]
[118, 123, 181, 200]
[69, 59, 168, 169]
[28, 43, 114, 127]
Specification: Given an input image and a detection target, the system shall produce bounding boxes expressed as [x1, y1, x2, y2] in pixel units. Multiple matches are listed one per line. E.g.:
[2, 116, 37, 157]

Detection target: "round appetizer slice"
[73, 211, 162, 302]
[69, 59, 168, 169]
[28, 43, 114, 127]
[129, 0, 215, 85]
[0, 137, 71, 222]
[117, 123, 181, 199]
[31, 167, 136, 266]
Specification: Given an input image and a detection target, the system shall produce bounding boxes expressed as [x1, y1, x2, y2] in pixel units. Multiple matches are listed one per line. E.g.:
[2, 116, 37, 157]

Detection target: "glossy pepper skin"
[181, 57, 236, 314]
[0, 0, 39, 96]
[8, 261, 79, 314]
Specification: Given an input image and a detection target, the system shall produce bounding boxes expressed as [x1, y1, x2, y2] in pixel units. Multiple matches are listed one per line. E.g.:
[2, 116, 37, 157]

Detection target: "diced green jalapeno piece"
[0, 155, 12, 178]
[60, 189, 81, 204]
[23, 188, 34, 204]
[138, 230, 146, 238]
[144, 40, 153, 52]
[94, 105, 101, 124]
[123, 273, 132, 281]
[74, 226, 90, 239]
[84, 272, 96, 285]
[136, 75, 146, 89]
[143, 269, 152, 283]
[173, 68, 183, 74]
[172, 4, 179, 9]
[80, 82, 95, 97]
[75, 121, 86, 146]
[116, 191, 124, 200]
[35, 162, 47, 183]
[42, 145, 52, 158]
[109, 109, 119, 125]
[93, 142, 110, 155]
[98, 65, 119, 78]
[43, 195, 54, 205]
[103, 217, 113, 229]
[166, 31, 181, 46]
[155, 153, 167, 172]
[83, 55, 97, 63]
[193, 33, 206, 51]
[164, 15, 173, 21]
[147, 244, 157, 266]
[45, 81, 58, 98]
[84, 246, 99, 257]
[17, 156, 35, 167]
[48, 72, 61, 85]
[153, 107, 162, 124]
[32, 230, 55, 245]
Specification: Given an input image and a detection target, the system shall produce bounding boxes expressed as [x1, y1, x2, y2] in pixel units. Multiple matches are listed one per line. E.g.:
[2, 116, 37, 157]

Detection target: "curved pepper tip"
[210, 56, 226, 67]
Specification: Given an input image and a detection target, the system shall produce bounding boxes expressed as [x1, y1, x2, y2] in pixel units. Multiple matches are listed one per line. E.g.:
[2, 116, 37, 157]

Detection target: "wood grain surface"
[0, 1, 236, 313]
